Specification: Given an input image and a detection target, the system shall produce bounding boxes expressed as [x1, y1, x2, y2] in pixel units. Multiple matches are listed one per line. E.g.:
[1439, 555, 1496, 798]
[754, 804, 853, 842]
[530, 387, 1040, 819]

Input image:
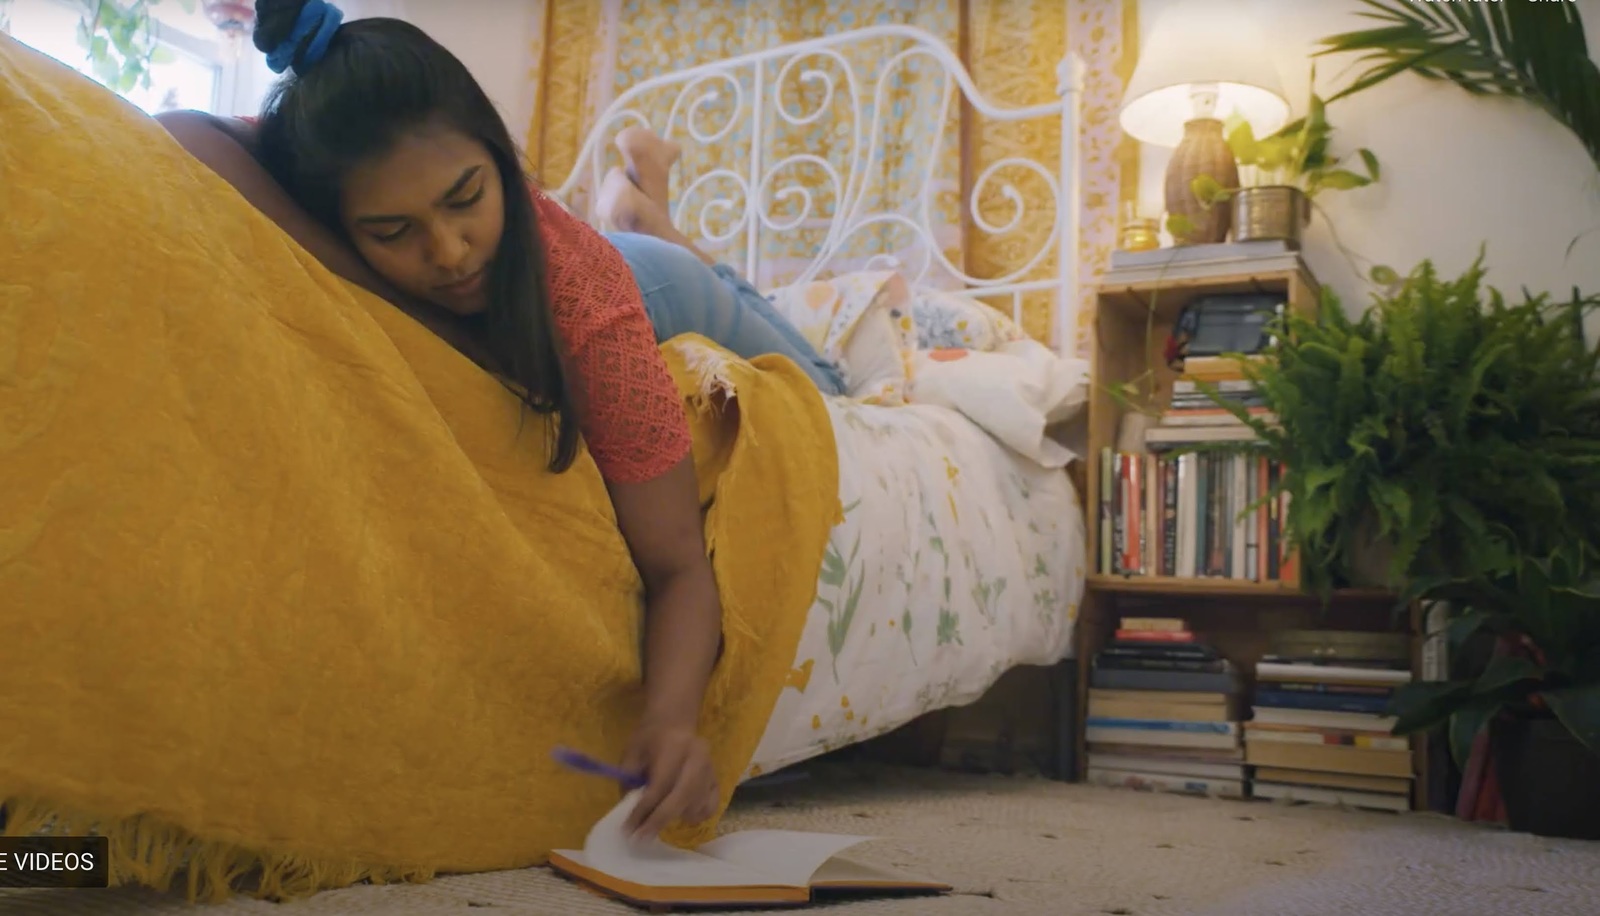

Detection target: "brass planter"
[1232, 186, 1311, 249]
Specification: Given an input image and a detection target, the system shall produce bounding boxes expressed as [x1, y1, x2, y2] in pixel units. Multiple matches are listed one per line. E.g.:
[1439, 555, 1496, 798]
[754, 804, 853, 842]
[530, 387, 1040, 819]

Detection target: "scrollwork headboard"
[554, 24, 1084, 357]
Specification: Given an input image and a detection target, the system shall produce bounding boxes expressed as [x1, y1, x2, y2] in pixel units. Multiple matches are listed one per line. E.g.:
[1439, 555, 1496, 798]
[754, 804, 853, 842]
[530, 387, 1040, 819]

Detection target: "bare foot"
[615, 126, 680, 208]
[597, 166, 670, 235]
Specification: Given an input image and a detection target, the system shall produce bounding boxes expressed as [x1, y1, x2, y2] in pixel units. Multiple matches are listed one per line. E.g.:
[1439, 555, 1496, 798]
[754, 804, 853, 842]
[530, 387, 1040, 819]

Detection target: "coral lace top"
[528, 190, 692, 484]
[233, 115, 691, 483]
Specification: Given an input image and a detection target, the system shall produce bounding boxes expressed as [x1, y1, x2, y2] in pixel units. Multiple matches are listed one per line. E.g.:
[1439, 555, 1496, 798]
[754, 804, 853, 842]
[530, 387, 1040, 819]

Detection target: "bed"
[551, 24, 1093, 781]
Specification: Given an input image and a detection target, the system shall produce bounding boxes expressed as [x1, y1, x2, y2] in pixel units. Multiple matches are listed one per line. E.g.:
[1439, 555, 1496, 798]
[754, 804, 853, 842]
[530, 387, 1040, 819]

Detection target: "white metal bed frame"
[553, 24, 1085, 359]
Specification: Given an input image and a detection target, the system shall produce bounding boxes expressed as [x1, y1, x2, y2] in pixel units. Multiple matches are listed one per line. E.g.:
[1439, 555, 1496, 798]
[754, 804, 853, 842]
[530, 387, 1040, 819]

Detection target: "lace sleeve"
[532, 192, 692, 484]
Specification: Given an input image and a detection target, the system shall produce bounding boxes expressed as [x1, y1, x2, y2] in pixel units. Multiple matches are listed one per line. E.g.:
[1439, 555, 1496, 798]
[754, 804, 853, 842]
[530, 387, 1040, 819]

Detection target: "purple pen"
[552, 746, 648, 790]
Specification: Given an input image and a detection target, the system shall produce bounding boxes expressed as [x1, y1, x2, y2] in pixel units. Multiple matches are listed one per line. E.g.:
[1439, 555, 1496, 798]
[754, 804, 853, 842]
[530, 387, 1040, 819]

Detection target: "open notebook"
[548, 790, 951, 909]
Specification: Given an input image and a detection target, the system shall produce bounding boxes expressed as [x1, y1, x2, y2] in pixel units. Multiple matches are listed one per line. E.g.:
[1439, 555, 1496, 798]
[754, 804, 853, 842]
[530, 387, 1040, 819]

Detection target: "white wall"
[1133, 0, 1600, 321]
[345, 0, 540, 144]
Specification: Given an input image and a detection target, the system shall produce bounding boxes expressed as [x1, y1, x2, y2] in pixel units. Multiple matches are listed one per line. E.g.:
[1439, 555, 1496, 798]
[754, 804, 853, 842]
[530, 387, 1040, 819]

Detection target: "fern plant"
[1201, 254, 1600, 603]
[1317, 0, 1600, 173]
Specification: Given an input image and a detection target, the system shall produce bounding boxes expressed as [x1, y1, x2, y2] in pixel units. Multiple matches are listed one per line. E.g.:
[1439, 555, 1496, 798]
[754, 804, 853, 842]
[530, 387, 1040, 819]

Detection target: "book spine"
[1086, 768, 1245, 798]
[1255, 689, 1392, 715]
[1266, 459, 1281, 580]
[1100, 644, 1216, 660]
[1231, 453, 1248, 580]
[1269, 681, 1394, 697]
[1094, 656, 1227, 674]
[1099, 447, 1113, 574]
[1085, 717, 1237, 735]
[1163, 456, 1179, 577]
[1113, 629, 1196, 642]
[1196, 453, 1211, 576]
[1089, 668, 1238, 693]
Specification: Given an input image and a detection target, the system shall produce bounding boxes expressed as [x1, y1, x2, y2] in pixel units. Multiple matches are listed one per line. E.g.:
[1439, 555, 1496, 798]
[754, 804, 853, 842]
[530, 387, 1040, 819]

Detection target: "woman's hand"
[621, 718, 720, 839]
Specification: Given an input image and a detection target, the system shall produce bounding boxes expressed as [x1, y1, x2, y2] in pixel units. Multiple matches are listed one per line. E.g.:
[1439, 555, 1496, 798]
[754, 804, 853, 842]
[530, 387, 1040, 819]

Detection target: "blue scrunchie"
[265, 0, 345, 75]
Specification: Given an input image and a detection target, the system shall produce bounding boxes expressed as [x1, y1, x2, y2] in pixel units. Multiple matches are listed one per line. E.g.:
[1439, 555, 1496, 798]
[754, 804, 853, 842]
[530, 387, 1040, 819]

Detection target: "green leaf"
[1164, 213, 1195, 240]
[1358, 147, 1381, 181]
[1445, 610, 1500, 650]
[1313, 168, 1375, 191]
[1542, 687, 1600, 754]
[1473, 654, 1545, 696]
[1225, 119, 1259, 163]
[150, 45, 175, 65]
[1369, 264, 1400, 286]
[1190, 174, 1231, 208]
[1388, 679, 1472, 735]
[1449, 700, 1503, 769]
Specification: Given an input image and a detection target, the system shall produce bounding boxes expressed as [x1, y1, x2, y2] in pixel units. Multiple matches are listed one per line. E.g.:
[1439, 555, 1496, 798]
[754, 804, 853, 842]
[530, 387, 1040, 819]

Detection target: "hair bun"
[252, 0, 309, 55]
[254, 0, 344, 75]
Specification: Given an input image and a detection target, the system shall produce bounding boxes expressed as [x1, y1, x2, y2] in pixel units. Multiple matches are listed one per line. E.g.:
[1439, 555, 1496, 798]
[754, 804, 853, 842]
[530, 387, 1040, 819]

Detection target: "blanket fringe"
[676, 340, 755, 444]
[673, 339, 767, 652]
[2, 795, 435, 903]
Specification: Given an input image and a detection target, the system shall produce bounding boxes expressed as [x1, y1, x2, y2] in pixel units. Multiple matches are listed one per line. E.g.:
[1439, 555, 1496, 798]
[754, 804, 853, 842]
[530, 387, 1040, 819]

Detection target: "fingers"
[624, 751, 718, 839]
[636, 761, 705, 840]
[624, 742, 682, 834]
[689, 781, 720, 825]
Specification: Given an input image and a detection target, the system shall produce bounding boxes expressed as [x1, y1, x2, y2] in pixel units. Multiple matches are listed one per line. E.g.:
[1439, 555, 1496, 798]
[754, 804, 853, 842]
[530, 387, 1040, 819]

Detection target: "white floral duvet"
[744, 398, 1086, 779]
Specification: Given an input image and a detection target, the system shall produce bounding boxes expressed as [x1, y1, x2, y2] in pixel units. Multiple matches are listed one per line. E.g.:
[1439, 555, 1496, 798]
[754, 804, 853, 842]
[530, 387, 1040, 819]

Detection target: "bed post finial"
[1056, 53, 1087, 99]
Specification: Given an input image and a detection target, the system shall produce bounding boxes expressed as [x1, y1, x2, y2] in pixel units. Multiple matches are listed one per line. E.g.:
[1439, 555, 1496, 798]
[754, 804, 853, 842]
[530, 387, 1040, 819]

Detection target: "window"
[0, 0, 273, 116]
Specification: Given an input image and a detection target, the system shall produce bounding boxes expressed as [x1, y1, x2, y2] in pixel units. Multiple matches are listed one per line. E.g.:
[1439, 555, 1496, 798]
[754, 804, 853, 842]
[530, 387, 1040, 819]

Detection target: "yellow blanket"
[0, 37, 838, 901]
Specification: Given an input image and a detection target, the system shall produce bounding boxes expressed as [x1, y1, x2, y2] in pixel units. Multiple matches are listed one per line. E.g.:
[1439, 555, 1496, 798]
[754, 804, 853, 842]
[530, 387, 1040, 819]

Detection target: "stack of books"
[1086, 616, 1245, 798]
[1145, 355, 1276, 449]
[1105, 239, 1298, 284]
[1244, 631, 1415, 812]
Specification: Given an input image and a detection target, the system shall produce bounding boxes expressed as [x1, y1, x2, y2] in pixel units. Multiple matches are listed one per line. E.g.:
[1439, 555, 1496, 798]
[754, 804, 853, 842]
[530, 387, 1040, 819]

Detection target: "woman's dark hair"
[252, 0, 580, 473]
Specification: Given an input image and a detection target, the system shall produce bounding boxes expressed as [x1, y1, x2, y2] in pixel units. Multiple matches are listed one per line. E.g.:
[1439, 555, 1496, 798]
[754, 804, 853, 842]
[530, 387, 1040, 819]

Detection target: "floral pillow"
[912, 286, 1029, 352]
[764, 271, 916, 405]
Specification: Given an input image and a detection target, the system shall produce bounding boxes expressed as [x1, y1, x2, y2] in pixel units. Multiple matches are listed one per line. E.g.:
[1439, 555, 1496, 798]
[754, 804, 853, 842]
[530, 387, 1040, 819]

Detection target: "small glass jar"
[1118, 215, 1161, 252]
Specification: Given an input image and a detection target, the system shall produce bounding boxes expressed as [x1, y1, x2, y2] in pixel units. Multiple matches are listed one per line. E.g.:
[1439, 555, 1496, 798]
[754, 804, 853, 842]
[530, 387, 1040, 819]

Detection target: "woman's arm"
[610, 458, 723, 723]
[607, 458, 725, 837]
[153, 111, 485, 361]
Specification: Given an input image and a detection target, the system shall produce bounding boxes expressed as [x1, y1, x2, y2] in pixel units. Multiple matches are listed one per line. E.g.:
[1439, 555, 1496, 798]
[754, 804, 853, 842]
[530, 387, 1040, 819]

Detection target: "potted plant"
[1187, 74, 1379, 250]
[1388, 548, 1600, 840]
[1194, 254, 1600, 600]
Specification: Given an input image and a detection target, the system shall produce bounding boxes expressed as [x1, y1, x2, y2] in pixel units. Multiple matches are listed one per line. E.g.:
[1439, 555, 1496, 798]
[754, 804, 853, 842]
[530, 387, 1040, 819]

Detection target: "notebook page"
[697, 830, 873, 887]
[572, 791, 789, 888]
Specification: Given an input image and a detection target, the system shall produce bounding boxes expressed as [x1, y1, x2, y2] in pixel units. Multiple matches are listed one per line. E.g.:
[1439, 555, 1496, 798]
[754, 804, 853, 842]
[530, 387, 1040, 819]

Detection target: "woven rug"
[4, 762, 1597, 915]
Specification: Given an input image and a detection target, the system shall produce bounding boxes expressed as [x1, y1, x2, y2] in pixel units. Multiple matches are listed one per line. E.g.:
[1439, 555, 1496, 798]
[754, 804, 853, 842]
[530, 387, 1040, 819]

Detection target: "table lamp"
[1119, 6, 1289, 245]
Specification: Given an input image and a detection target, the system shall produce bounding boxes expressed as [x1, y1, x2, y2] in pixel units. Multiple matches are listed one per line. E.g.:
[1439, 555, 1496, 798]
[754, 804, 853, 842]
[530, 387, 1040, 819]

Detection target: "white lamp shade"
[1119, 4, 1290, 148]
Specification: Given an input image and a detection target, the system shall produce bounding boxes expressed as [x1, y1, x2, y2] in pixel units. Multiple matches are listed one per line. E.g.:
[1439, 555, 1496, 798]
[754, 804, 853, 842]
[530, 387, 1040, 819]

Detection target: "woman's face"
[340, 124, 506, 316]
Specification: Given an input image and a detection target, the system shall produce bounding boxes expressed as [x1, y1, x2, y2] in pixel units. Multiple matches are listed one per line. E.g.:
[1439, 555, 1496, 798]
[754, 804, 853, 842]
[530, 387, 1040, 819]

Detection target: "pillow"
[764, 270, 915, 405]
[908, 338, 1089, 467]
[911, 286, 1029, 352]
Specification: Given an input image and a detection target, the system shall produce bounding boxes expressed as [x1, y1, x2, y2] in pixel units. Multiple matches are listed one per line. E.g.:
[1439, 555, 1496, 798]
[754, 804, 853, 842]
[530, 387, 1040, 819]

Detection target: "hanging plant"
[74, 0, 197, 94]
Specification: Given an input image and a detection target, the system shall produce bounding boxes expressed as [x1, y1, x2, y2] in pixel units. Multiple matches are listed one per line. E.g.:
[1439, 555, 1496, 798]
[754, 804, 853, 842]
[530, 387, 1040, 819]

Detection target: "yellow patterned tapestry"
[0, 36, 837, 901]
[526, 0, 1137, 354]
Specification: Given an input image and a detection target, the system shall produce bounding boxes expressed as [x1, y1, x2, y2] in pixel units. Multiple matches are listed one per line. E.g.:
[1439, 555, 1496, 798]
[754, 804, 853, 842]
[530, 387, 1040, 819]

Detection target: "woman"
[155, 0, 841, 842]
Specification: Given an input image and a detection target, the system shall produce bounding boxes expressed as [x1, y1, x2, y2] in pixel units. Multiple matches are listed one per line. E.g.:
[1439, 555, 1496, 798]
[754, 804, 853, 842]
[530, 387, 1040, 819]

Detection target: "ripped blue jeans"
[603, 231, 846, 396]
